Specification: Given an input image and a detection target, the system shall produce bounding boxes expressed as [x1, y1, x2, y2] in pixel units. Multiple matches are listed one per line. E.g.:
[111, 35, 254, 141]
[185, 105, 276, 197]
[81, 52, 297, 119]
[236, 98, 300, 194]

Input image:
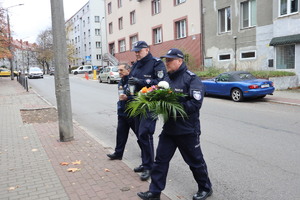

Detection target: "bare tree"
[35, 28, 53, 73]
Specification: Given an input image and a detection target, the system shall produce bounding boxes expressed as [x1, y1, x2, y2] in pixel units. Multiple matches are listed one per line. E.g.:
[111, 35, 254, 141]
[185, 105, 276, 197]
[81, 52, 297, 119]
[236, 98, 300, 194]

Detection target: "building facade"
[65, 0, 107, 68]
[105, 0, 202, 69]
[202, 0, 300, 80]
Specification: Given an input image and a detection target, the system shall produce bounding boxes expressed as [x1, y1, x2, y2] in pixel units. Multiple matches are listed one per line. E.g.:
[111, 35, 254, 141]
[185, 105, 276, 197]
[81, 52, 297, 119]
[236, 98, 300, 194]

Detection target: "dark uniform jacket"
[163, 63, 204, 135]
[117, 75, 131, 117]
[130, 53, 166, 92]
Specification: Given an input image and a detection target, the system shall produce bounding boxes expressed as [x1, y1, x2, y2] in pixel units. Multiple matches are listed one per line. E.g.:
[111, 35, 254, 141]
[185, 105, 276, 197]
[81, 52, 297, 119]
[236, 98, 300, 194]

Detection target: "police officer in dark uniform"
[137, 48, 212, 200]
[107, 63, 139, 160]
[129, 41, 166, 181]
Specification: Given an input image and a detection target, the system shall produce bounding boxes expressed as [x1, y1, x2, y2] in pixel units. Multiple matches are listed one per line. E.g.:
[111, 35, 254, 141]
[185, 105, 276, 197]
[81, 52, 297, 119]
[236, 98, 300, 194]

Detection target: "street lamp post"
[100, 17, 105, 68]
[5, 4, 24, 80]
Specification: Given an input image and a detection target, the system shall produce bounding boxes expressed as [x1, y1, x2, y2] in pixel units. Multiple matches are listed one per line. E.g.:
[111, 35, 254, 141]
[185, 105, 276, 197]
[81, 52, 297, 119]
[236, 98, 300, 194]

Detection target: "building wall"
[66, 0, 107, 67]
[105, 0, 202, 69]
[203, 0, 274, 71]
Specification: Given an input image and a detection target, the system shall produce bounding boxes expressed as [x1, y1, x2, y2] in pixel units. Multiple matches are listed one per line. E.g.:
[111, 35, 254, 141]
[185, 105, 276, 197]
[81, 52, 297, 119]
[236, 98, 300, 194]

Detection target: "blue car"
[202, 71, 275, 102]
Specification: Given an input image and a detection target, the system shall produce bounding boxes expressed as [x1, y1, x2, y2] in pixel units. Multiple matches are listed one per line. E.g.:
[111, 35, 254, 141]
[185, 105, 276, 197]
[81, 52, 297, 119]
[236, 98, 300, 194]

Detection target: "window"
[95, 29, 100, 36]
[95, 16, 100, 22]
[175, 0, 186, 5]
[152, 0, 161, 15]
[96, 54, 102, 60]
[118, 0, 122, 8]
[219, 7, 231, 33]
[88, 29, 90, 37]
[280, 0, 298, 16]
[88, 17, 90, 24]
[175, 19, 187, 39]
[118, 17, 123, 30]
[83, 20, 85, 27]
[153, 27, 162, 44]
[218, 54, 231, 61]
[276, 45, 295, 69]
[130, 35, 138, 50]
[241, 0, 256, 29]
[109, 22, 113, 34]
[130, 10, 136, 25]
[96, 42, 101, 48]
[108, 2, 112, 14]
[240, 51, 256, 60]
[119, 39, 126, 52]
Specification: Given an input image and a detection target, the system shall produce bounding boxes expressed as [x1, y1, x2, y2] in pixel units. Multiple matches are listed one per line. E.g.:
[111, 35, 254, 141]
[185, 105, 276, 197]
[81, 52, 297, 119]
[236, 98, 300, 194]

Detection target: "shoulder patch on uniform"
[186, 70, 196, 76]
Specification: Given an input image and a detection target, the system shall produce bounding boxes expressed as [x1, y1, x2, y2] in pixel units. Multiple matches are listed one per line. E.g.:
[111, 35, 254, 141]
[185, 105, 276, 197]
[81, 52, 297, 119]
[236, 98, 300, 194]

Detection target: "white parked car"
[28, 67, 43, 79]
[71, 65, 93, 75]
[98, 66, 120, 84]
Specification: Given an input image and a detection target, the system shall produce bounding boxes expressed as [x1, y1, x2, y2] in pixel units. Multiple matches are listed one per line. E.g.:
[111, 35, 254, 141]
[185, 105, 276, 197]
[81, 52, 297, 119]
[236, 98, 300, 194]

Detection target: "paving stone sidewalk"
[0, 78, 170, 200]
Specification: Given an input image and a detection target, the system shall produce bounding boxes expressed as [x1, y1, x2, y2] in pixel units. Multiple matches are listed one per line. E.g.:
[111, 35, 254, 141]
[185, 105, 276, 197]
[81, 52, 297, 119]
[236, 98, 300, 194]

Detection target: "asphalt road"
[28, 75, 300, 200]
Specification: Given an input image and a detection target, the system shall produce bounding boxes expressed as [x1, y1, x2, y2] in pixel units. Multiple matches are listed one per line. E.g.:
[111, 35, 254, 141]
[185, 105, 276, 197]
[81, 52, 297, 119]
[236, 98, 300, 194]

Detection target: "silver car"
[98, 66, 120, 84]
[28, 67, 43, 79]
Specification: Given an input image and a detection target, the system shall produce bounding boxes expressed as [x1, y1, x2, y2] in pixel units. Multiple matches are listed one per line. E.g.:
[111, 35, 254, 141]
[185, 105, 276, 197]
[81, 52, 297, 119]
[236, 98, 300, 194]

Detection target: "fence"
[17, 74, 28, 92]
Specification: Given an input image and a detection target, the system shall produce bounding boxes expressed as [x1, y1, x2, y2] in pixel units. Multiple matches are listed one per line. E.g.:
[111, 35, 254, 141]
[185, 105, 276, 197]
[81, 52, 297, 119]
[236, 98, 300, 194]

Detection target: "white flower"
[158, 81, 169, 89]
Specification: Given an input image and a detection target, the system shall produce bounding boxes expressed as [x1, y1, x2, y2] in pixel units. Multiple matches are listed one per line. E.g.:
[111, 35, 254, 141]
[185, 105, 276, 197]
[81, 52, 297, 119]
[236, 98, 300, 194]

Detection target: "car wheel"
[108, 77, 112, 84]
[74, 71, 78, 75]
[88, 71, 92, 74]
[231, 88, 244, 102]
[99, 77, 102, 83]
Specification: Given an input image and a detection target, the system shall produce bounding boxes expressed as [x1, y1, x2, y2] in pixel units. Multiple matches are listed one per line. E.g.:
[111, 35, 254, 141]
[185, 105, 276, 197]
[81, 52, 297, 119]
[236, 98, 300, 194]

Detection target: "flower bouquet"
[126, 81, 187, 122]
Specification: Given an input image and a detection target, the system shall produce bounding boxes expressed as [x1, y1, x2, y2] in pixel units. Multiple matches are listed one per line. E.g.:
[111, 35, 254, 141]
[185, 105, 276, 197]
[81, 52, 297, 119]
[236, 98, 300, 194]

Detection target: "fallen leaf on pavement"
[104, 168, 110, 172]
[60, 162, 69, 166]
[31, 149, 38, 152]
[72, 160, 81, 165]
[67, 168, 81, 172]
[8, 186, 19, 191]
[23, 136, 28, 140]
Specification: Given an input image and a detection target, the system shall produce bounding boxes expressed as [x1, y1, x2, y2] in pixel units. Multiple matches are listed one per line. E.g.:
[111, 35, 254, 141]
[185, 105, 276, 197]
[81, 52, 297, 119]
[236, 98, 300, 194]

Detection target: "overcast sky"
[0, 0, 88, 43]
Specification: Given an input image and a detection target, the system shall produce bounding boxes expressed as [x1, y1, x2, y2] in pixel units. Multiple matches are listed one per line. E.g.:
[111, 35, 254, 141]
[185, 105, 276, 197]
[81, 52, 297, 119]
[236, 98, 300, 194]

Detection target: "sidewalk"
[0, 77, 170, 200]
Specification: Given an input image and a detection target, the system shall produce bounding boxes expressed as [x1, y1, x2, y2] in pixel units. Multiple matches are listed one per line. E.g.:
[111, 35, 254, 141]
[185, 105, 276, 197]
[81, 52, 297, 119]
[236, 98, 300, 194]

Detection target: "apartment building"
[202, 0, 300, 79]
[65, 0, 107, 67]
[105, 0, 202, 69]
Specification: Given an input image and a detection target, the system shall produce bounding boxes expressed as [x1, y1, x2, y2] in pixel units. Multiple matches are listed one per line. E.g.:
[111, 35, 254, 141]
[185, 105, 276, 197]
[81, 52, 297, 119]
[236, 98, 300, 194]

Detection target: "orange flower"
[168, 90, 172, 93]
[141, 87, 148, 93]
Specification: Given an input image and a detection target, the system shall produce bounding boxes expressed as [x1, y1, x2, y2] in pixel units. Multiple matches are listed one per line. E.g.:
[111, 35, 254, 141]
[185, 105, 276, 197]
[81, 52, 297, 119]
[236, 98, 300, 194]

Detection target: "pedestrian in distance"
[107, 63, 139, 160]
[137, 48, 212, 200]
[129, 41, 167, 181]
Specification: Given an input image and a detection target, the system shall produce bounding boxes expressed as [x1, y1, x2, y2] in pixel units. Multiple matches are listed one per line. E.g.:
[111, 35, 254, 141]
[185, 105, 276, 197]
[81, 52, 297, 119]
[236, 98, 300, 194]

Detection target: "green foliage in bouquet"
[126, 81, 187, 123]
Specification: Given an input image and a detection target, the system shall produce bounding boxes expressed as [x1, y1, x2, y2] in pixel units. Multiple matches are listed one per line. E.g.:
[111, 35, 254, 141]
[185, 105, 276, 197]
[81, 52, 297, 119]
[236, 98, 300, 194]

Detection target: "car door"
[209, 74, 231, 95]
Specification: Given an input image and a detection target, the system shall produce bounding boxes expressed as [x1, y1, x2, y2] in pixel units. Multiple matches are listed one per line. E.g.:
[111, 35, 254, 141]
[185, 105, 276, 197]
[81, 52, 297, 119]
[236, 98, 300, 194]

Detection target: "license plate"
[261, 84, 269, 88]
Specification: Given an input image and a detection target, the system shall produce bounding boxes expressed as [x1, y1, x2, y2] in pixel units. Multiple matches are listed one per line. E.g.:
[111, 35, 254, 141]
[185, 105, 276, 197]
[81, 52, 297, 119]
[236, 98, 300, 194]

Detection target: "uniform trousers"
[135, 116, 156, 170]
[149, 132, 212, 194]
[115, 115, 137, 157]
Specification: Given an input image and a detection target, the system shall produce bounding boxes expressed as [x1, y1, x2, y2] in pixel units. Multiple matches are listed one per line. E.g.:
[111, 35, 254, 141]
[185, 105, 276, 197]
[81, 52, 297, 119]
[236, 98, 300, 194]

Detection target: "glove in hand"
[128, 77, 141, 85]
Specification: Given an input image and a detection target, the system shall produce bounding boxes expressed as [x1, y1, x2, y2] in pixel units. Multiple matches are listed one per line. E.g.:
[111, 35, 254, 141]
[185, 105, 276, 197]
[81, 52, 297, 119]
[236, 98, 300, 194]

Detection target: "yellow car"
[0, 68, 19, 77]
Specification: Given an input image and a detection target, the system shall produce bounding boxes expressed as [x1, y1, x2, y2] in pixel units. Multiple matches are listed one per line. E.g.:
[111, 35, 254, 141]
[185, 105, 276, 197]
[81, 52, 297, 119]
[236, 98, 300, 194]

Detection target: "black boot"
[137, 191, 160, 200]
[134, 165, 144, 172]
[193, 189, 213, 200]
[140, 169, 151, 181]
[106, 153, 122, 160]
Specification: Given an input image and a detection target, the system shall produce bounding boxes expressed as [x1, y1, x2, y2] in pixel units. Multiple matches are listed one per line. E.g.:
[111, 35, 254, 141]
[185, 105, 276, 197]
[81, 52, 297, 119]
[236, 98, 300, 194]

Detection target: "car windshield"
[30, 68, 41, 72]
[112, 67, 118, 72]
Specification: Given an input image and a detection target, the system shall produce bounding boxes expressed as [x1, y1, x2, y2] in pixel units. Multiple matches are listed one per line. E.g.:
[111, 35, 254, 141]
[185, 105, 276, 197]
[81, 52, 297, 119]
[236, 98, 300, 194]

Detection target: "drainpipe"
[200, 0, 205, 70]
[233, 36, 237, 71]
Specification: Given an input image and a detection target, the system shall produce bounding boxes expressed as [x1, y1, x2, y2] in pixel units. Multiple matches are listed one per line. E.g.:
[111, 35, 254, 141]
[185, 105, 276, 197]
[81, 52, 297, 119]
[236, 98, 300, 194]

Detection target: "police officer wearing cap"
[137, 48, 212, 200]
[129, 41, 166, 181]
[107, 63, 139, 160]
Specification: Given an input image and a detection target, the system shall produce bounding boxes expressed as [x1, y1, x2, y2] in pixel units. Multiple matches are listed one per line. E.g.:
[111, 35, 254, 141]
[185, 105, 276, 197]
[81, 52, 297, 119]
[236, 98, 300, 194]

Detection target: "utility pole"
[50, 0, 74, 142]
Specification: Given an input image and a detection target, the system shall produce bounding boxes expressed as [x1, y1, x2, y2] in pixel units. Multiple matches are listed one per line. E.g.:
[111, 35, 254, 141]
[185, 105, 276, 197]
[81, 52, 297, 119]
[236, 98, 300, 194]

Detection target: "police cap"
[131, 41, 149, 51]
